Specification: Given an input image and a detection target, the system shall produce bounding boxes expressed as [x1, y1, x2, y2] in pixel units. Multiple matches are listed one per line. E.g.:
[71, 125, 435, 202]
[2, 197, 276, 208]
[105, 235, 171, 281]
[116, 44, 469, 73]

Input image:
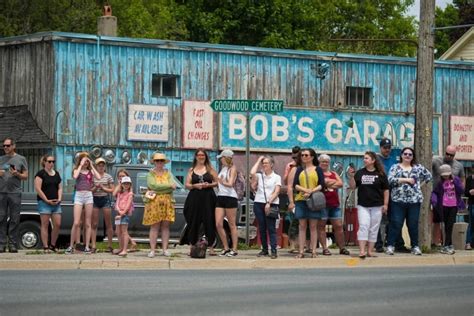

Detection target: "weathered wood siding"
[0, 41, 55, 136]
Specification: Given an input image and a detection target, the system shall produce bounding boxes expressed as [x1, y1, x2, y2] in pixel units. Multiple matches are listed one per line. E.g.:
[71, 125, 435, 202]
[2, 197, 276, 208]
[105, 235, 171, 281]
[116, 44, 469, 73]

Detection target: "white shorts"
[74, 191, 94, 206]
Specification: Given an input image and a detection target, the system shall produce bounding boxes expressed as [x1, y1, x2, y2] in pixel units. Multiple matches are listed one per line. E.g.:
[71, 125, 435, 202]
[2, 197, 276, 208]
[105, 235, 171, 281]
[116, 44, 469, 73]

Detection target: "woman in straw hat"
[143, 152, 176, 258]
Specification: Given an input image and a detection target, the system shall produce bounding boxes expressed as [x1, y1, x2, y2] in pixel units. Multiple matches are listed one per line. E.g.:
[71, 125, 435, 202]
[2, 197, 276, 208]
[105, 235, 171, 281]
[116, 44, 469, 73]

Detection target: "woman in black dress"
[180, 149, 218, 254]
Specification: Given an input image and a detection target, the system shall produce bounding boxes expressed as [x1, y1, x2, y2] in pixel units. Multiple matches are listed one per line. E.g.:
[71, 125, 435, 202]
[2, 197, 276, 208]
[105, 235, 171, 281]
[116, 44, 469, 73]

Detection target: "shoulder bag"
[304, 169, 326, 212]
[261, 173, 279, 219]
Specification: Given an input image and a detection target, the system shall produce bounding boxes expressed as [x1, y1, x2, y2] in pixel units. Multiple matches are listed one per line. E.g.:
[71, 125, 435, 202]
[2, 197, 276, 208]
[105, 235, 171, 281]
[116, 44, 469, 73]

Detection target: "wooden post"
[415, 0, 435, 250]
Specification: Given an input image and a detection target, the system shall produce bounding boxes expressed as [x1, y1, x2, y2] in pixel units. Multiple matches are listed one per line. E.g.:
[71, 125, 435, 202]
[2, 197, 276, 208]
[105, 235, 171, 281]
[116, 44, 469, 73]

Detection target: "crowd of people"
[0, 136, 472, 259]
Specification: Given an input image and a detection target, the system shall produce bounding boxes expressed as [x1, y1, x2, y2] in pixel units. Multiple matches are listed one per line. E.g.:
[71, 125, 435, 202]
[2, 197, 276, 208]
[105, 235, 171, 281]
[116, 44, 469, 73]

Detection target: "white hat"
[217, 149, 234, 159]
[121, 176, 132, 183]
[439, 164, 452, 177]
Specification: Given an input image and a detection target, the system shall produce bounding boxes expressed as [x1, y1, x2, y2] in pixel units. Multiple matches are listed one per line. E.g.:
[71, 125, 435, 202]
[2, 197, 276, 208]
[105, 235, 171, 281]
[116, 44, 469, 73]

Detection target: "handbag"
[142, 190, 157, 203]
[261, 173, 279, 219]
[190, 236, 208, 259]
[304, 169, 326, 212]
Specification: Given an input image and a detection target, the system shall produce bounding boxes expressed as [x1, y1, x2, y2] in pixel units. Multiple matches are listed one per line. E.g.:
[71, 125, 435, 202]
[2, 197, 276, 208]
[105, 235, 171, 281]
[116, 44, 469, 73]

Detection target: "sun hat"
[152, 152, 170, 163]
[95, 157, 106, 165]
[121, 176, 132, 183]
[217, 149, 234, 159]
[439, 164, 452, 176]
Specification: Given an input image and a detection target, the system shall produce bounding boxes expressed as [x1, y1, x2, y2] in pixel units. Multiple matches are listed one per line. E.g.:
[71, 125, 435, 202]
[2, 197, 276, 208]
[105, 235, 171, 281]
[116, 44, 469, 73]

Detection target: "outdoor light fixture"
[90, 146, 102, 159]
[344, 115, 354, 128]
[311, 62, 331, 79]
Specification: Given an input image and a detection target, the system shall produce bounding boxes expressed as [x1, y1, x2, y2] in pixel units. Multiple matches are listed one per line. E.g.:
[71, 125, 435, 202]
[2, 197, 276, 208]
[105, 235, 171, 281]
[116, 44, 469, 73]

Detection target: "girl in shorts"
[66, 152, 101, 254]
[215, 149, 239, 257]
[114, 176, 134, 257]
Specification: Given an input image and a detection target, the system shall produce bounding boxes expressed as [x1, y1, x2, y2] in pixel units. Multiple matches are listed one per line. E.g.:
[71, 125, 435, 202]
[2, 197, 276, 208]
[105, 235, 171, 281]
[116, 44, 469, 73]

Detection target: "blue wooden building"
[0, 32, 472, 191]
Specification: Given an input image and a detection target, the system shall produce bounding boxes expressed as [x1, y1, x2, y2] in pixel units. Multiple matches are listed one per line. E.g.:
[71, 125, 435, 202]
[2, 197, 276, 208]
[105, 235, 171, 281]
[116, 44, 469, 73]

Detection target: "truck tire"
[19, 221, 42, 249]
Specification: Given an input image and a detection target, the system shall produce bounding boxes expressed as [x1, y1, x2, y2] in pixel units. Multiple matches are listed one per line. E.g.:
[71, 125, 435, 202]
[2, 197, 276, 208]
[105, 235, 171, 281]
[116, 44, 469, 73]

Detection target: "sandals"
[49, 245, 59, 253]
[339, 248, 350, 256]
[311, 252, 318, 258]
[106, 247, 114, 253]
[43, 247, 50, 254]
[295, 252, 305, 259]
[322, 249, 332, 256]
[128, 243, 138, 252]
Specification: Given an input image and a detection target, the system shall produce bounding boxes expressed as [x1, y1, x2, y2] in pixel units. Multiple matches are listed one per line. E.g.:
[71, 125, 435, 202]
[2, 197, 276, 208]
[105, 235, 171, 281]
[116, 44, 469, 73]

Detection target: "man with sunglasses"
[432, 145, 465, 247]
[0, 138, 28, 253]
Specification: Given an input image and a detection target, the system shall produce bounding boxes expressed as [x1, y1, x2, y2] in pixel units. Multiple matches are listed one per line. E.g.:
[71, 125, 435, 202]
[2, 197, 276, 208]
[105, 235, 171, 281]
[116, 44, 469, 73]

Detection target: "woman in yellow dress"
[143, 153, 176, 258]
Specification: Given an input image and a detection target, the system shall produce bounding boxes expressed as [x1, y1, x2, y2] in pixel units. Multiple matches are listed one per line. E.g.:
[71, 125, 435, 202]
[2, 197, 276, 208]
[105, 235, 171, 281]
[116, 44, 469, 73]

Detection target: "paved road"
[1, 266, 473, 315]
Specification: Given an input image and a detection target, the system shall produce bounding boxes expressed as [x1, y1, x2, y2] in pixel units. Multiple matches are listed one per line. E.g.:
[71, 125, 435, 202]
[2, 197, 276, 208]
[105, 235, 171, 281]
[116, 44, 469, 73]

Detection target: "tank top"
[323, 171, 339, 207]
[76, 171, 93, 191]
[217, 167, 237, 198]
[295, 167, 319, 202]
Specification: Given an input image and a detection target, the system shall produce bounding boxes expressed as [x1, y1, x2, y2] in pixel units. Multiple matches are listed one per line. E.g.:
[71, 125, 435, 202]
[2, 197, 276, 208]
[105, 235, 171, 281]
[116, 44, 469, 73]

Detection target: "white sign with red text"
[450, 115, 474, 160]
[182, 100, 214, 149]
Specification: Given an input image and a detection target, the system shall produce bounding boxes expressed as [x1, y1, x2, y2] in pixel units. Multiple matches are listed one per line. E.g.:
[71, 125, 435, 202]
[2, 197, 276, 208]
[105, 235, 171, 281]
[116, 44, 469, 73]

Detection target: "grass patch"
[237, 242, 260, 250]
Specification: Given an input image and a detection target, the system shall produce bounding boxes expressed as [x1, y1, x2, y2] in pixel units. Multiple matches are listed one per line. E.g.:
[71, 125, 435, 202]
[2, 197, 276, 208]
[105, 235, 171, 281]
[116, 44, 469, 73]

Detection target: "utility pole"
[415, 0, 435, 250]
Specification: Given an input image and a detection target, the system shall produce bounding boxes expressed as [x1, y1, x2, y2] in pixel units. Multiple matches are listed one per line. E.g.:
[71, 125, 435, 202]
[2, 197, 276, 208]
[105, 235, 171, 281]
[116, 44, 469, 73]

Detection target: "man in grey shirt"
[431, 145, 466, 246]
[0, 138, 28, 252]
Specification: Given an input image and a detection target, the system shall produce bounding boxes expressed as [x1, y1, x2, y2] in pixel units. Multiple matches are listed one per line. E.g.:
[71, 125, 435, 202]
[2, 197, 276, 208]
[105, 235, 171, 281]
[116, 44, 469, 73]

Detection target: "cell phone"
[9, 164, 15, 170]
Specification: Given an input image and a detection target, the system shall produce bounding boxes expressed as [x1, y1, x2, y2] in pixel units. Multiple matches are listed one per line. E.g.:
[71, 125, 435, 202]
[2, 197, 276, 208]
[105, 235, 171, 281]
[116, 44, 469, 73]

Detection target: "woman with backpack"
[215, 149, 239, 257]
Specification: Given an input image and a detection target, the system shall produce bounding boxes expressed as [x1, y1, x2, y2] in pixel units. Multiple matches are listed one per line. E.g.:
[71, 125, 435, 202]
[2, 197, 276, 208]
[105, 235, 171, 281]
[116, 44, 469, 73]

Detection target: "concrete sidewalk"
[0, 246, 472, 270]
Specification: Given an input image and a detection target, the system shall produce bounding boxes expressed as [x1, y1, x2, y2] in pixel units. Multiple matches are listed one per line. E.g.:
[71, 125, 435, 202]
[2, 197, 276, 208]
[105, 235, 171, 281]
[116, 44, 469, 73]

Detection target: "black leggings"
[442, 206, 457, 246]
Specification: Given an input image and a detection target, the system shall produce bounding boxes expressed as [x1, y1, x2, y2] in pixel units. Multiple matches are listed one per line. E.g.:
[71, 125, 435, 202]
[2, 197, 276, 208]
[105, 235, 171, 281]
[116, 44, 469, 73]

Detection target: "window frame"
[345, 86, 372, 108]
[152, 74, 180, 98]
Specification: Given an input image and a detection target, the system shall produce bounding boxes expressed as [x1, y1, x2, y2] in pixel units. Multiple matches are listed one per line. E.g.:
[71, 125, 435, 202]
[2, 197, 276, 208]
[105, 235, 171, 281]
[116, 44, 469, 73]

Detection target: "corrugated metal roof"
[1, 31, 473, 68]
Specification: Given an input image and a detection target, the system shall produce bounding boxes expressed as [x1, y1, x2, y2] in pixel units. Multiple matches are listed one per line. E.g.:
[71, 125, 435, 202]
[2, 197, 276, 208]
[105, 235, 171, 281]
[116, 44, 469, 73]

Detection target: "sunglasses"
[300, 154, 311, 157]
[154, 159, 165, 163]
[445, 152, 455, 157]
[402, 152, 413, 157]
[3, 144, 11, 148]
[47, 160, 56, 163]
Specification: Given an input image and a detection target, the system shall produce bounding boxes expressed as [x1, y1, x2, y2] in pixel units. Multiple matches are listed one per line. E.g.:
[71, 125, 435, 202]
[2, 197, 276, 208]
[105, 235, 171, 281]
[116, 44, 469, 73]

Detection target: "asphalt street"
[1, 266, 473, 315]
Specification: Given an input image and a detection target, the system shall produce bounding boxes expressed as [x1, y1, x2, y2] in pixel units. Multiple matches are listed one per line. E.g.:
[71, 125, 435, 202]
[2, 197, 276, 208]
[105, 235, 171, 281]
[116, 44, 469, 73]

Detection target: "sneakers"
[339, 248, 350, 256]
[271, 251, 277, 259]
[219, 249, 231, 257]
[440, 246, 455, 255]
[147, 250, 155, 258]
[163, 250, 171, 257]
[375, 247, 384, 253]
[226, 250, 238, 257]
[257, 250, 269, 257]
[65, 246, 74, 254]
[411, 246, 422, 256]
[83, 247, 91, 254]
[465, 243, 472, 250]
[385, 246, 394, 255]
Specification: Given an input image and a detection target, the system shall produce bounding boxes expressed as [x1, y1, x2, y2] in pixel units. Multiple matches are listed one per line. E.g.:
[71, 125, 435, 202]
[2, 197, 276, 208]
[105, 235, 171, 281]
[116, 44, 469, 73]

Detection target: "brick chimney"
[97, 5, 117, 36]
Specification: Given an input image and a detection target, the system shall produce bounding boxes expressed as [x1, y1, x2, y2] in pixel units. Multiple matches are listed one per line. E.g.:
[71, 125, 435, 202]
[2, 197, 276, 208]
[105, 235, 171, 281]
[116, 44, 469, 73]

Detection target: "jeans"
[375, 201, 405, 249]
[442, 206, 457, 246]
[0, 192, 22, 248]
[387, 201, 420, 248]
[253, 202, 277, 252]
[467, 205, 473, 245]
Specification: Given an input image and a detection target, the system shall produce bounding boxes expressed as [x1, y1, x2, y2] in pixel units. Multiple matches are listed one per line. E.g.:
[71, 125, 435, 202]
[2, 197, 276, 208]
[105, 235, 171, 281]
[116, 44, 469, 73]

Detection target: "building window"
[152, 74, 179, 97]
[346, 86, 371, 107]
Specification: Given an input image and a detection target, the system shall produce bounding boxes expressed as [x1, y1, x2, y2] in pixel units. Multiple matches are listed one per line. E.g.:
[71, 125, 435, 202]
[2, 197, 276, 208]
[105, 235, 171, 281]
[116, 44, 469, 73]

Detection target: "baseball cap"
[217, 149, 234, 159]
[439, 164, 452, 176]
[121, 176, 132, 183]
[379, 138, 392, 148]
[95, 157, 106, 165]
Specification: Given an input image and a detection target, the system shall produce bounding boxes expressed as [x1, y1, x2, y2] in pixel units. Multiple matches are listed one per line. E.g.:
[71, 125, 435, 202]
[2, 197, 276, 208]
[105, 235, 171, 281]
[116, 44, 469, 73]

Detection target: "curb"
[0, 251, 472, 270]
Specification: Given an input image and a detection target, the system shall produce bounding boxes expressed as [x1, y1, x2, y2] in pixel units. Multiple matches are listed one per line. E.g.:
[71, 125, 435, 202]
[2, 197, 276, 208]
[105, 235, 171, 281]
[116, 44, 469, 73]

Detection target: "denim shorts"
[115, 214, 130, 225]
[295, 201, 322, 220]
[320, 206, 342, 220]
[93, 195, 111, 209]
[216, 196, 238, 209]
[74, 191, 94, 206]
[37, 200, 62, 215]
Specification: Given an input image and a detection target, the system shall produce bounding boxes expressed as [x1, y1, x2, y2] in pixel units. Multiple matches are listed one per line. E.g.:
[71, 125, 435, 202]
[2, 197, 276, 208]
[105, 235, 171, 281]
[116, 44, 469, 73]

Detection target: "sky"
[407, 0, 453, 19]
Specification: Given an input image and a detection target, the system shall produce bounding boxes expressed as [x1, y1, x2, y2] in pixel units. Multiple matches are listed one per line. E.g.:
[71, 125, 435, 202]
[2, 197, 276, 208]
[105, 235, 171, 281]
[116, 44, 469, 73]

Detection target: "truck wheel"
[19, 221, 42, 249]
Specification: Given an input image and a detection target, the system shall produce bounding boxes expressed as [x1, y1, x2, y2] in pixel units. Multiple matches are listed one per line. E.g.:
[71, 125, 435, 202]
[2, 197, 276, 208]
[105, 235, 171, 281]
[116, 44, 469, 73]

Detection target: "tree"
[434, 0, 474, 58]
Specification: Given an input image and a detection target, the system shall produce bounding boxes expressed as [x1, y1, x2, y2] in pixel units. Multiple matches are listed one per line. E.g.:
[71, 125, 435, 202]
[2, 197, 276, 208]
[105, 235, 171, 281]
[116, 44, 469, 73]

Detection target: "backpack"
[190, 236, 208, 259]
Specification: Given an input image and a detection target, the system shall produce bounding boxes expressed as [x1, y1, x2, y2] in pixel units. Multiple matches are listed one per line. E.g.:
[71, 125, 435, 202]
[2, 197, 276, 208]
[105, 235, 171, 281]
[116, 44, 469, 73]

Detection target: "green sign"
[210, 99, 284, 113]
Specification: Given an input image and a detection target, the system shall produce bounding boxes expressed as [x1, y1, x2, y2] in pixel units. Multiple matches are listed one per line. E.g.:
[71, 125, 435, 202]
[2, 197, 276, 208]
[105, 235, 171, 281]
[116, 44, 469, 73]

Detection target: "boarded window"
[152, 74, 179, 97]
[346, 86, 371, 107]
